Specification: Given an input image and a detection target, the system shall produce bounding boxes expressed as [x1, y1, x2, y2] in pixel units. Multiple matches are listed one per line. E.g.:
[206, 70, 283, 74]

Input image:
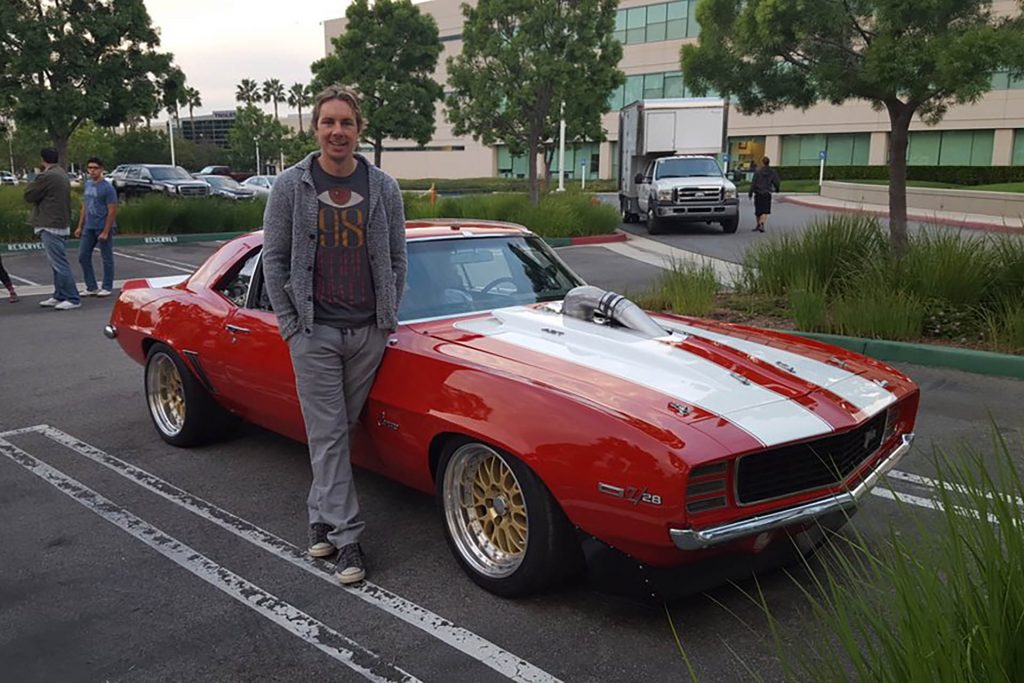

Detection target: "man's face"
[87, 162, 103, 182]
[316, 99, 360, 168]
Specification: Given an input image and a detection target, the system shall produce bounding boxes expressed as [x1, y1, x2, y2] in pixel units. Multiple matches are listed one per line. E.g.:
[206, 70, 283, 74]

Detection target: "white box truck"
[618, 98, 739, 234]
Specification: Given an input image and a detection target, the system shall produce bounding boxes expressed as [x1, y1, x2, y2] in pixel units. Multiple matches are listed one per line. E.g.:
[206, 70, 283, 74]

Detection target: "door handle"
[226, 324, 251, 334]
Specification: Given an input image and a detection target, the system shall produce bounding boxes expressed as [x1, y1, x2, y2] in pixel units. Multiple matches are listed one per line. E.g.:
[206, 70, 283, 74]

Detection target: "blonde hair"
[312, 84, 364, 131]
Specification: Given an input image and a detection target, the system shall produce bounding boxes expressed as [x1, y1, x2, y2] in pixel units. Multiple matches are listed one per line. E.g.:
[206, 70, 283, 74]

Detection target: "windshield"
[399, 235, 584, 322]
[150, 166, 193, 181]
[655, 158, 722, 179]
[205, 176, 242, 190]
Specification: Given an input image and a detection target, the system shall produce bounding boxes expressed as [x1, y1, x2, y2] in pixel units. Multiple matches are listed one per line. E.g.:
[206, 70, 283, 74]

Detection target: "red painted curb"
[779, 196, 1024, 234]
[568, 233, 629, 245]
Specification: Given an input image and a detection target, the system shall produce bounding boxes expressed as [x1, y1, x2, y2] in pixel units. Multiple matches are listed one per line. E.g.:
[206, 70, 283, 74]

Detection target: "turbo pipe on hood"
[562, 285, 668, 338]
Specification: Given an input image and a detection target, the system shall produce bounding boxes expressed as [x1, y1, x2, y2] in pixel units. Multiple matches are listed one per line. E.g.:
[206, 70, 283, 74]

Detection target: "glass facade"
[990, 71, 1024, 90]
[608, 70, 714, 110]
[907, 129, 994, 166]
[1014, 130, 1024, 167]
[781, 133, 871, 166]
[613, 0, 700, 45]
[497, 142, 602, 179]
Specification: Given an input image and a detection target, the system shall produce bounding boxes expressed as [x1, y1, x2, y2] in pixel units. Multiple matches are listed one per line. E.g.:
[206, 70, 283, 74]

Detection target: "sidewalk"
[780, 194, 1024, 232]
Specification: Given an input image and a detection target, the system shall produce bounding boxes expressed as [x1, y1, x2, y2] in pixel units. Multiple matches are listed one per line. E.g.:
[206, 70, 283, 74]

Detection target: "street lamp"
[168, 117, 176, 167]
[557, 101, 566, 192]
[254, 137, 261, 174]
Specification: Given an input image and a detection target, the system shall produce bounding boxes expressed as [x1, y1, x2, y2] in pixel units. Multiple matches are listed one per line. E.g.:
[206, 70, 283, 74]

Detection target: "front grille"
[672, 186, 723, 203]
[736, 413, 887, 505]
[179, 185, 209, 197]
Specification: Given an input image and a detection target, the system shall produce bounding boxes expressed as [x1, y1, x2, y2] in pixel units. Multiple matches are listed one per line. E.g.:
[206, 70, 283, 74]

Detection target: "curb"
[1, 230, 625, 253]
[785, 331, 1024, 380]
[0, 230, 250, 253]
[779, 196, 1024, 234]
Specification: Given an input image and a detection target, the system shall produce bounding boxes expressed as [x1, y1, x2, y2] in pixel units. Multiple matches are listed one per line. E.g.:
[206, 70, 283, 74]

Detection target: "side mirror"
[634, 172, 644, 184]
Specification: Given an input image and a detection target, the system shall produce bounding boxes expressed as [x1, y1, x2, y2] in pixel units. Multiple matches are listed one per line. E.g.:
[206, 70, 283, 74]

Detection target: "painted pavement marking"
[0, 435, 418, 683]
[0, 425, 561, 683]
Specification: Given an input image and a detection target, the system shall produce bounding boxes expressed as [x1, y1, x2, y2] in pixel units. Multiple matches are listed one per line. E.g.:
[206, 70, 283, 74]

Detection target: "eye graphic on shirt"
[318, 188, 363, 209]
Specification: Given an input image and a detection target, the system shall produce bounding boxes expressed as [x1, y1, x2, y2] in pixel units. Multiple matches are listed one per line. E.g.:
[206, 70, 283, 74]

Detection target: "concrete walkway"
[781, 194, 1024, 232]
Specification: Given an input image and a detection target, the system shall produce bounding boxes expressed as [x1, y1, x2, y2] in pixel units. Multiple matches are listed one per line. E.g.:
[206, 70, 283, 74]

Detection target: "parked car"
[0, 171, 18, 185]
[240, 174, 276, 197]
[196, 165, 251, 183]
[112, 164, 210, 198]
[198, 174, 257, 201]
[104, 221, 919, 598]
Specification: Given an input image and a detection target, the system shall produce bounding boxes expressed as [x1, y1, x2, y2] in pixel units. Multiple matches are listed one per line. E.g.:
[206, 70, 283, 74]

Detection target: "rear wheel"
[437, 439, 582, 597]
[721, 216, 739, 233]
[144, 342, 225, 447]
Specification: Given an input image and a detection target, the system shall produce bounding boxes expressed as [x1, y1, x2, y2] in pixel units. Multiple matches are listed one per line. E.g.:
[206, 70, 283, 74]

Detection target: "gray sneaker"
[334, 543, 366, 585]
[307, 523, 335, 558]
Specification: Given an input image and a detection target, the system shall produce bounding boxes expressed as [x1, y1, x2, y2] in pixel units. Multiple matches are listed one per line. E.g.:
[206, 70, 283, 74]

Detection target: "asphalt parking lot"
[2, 225, 1023, 681]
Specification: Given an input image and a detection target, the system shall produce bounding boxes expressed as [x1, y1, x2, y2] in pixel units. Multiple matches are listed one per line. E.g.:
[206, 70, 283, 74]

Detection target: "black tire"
[721, 216, 739, 233]
[144, 342, 225, 447]
[646, 199, 664, 235]
[436, 438, 583, 598]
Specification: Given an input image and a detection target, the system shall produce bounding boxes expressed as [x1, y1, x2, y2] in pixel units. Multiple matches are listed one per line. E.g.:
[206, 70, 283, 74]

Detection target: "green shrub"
[787, 268, 829, 332]
[114, 195, 266, 235]
[399, 176, 617, 193]
[637, 259, 719, 317]
[988, 235, 1024, 307]
[780, 433, 1024, 682]
[775, 165, 1024, 185]
[829, 280, 925, 340]
[900, 230, 994, 306]
[985, 300, 1024, 353]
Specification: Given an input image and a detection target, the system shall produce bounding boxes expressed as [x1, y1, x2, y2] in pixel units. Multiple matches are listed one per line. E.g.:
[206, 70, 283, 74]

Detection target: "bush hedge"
[779, 164, 1024, 185]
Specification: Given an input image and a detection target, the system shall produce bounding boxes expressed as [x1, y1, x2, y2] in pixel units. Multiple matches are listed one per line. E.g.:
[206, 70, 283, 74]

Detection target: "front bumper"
[670, 433, 915, 551]
[654, 197, 738, 219]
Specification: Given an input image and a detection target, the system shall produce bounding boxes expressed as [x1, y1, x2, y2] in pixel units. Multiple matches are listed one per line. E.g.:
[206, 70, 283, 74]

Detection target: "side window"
[127, 167, 141, 179]
[644, 161, 655, 180]
[217, 248, 261, 307]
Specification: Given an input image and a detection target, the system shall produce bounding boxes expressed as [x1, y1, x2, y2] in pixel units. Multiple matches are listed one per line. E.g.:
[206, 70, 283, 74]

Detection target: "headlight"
[657, 188, 673, 201]
[724, 187, 737, 200]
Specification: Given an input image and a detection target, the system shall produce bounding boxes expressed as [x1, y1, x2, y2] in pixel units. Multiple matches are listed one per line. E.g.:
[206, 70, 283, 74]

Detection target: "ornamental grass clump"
[828, 277, 925, 340]
[899, 230, 994, 306]
[985, 299, 1024, 353]
[638, 259, 719, 317]
[778, 431, 1024, 682]
[787, 268, 829, 332]
[113, 194, 266, 235]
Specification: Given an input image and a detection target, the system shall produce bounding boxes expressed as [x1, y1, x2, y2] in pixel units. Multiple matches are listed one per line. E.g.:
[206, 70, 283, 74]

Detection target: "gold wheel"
[146, 351, 186, 437]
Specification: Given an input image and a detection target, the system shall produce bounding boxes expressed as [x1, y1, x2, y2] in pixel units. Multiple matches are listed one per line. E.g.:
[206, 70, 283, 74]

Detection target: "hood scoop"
[562, 286, 669, 339]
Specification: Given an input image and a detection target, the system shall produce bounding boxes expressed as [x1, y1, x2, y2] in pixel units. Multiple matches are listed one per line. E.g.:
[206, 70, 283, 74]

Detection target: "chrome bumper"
[669, 433, 915, 551]
[103, 324, 118, 339]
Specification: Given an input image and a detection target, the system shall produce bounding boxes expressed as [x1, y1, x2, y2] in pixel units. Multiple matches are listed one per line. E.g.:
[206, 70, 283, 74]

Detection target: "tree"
[287, 83, 312, 134]
[311, 0, 444, 168]
[0, 0, 176, 168]
[67, 122, 116, 170]
[262, 78, 285, 121]
[228, 105, 288, 172]
[681, 0, 1024, 254]
[446, 0, 623, 205]
[183, 87, 202, 140]
[236, 79, 261, 106]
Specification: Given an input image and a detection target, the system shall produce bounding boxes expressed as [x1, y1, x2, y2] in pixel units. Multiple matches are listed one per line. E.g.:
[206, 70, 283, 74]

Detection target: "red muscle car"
[106, 221, 919, 598]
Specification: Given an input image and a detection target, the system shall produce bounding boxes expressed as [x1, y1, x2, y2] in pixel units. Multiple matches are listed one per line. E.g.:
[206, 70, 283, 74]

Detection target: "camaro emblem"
[598, 482, 663, 506]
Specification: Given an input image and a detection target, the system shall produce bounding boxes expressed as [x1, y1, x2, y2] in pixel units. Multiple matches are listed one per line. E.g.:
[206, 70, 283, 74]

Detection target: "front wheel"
[646, 201, 665, 235]
[437, 439, 582, 597]
[721, 216, 739, 234]
[144, 342, 226, 447]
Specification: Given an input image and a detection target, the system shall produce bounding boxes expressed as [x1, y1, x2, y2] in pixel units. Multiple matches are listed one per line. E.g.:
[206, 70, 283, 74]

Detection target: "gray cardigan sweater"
[262, 152, 408, 340]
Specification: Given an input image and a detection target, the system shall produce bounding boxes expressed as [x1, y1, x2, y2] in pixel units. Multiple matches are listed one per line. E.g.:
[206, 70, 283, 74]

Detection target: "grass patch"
[829, 282, 925, 340]
[985, 300, 1024, 353]
[633, 259, 719, 317]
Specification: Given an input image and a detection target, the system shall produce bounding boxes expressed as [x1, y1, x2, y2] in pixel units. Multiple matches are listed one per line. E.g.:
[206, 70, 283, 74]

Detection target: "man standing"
[262, 85, 407, 585]
[75, 157, 118, 296]
[748, 156, 782, 233]
[25, 148, 78, 310]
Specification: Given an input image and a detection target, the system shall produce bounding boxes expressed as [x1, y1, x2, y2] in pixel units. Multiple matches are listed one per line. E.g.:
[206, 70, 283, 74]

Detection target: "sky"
[143, 0, 351, 116]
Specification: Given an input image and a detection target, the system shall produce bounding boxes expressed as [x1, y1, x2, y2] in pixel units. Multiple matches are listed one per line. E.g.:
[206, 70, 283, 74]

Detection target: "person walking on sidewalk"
[262, 84, 408, 586]
[25, 148, 79, 310]
[749, 156, 781, 233]
[75, 157, 118, 297]
[0, 255, 18, 302]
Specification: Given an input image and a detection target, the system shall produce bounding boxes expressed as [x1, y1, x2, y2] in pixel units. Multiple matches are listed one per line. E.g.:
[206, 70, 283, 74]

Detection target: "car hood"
[653, 176, 729, 189]
[160, 179, 208, 186]
[423, 305, 899, 452]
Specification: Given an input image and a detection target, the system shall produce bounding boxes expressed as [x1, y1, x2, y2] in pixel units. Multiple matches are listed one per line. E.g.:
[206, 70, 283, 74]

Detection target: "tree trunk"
[528, 137, 540, 206]
[52, 134, 69, 169]
[298, 105, 304, 135]
[374, 135, 383, 168]
[886, 101, 914, 256]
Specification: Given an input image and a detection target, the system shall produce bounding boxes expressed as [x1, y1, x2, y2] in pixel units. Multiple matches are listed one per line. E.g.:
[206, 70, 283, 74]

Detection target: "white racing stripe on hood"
[455, 307, 833, 447]
[658, 320, 896, 416]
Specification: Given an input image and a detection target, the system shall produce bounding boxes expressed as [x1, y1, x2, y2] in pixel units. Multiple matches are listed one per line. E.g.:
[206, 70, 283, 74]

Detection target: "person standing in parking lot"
[262, 84, 408, 586]
[25, 148, 79, 310]
[749, 156, 781, 233]
[75, 157, 118, 297]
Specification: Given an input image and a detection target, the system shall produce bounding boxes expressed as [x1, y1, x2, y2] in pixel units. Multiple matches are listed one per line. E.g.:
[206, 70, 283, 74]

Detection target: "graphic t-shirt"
[310, 158, 376, 328]
[83, 178, 118, 232]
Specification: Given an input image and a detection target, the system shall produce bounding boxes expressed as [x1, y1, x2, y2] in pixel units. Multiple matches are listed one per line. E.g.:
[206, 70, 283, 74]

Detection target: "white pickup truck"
[632, 155, 739, 234]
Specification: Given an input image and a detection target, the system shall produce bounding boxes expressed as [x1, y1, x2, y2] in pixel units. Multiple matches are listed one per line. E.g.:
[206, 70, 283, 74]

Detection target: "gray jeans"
[287, 323, 389, 547]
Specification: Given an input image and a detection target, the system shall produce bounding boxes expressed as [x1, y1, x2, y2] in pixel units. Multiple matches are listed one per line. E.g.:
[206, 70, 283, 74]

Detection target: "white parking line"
[0, 436, 418, 683]
[6, 425, 561, 683]
[114, 249, 202, 270]
[9, 273, 42, 286]
[111, 250, 195, 273]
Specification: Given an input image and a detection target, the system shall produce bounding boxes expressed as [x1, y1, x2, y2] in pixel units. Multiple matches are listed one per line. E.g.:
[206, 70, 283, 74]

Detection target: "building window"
[626, 7, 647, 44]
[991, 71, 1024, 90]
[666, 1, 688, 39]
[908, 129, 994, 166]
[643, 73, 665, 100]
[1014, 130, 1024, 167]
[646, 3, 667, 42]
[781, 133, 870, 166]
[615, 0, 697, 45]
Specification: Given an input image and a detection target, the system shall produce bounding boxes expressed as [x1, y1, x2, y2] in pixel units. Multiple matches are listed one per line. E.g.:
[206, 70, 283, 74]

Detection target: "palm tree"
[287, 83, 312, 134]
[262, 78, 285, 121]
[235, 79, 261, 106]
[183, 87, 202, 140]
